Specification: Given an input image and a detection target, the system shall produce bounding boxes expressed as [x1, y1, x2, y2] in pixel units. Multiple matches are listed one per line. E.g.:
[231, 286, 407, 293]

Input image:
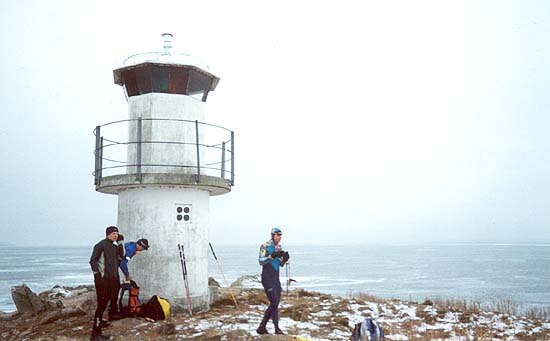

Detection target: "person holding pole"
[256, 227, 290, 335]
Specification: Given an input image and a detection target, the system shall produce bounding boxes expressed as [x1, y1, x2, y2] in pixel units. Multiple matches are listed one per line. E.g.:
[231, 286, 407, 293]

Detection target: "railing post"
[94, 126, 101, 185]
[230, 131, 234, 186]
[221, 141, 226, 179]
[99, 137, 104, 181]
[195, 120, 201, 183]
[136, 117, 142, 181]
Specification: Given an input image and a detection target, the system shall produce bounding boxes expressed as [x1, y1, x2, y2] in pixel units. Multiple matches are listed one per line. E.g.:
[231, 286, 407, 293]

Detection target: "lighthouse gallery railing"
[93, 118, 234, 186]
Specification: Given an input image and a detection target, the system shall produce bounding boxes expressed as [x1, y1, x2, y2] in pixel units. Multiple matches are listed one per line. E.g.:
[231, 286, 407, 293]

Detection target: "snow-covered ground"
[174, 276, 550, 340]
[2, 281, 549, 340]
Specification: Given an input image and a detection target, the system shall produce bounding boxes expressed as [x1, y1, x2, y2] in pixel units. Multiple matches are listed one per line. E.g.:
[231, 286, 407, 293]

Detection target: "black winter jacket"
[89, 239, 120, 279]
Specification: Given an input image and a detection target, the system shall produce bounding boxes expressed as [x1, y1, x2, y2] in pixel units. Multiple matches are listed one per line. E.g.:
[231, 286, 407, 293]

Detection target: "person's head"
[136, 238, 149, 252]
[271, 227, 282, 244]
[105, 226, 119, 242]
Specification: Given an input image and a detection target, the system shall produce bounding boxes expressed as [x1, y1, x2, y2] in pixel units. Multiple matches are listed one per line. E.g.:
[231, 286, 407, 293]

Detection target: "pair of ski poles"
[177, 243, 193, 315]
[178, 242, 239, 313]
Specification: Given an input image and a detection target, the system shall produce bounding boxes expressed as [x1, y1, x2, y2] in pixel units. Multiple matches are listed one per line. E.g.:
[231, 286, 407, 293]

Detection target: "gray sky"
[1, 1, 549, 246]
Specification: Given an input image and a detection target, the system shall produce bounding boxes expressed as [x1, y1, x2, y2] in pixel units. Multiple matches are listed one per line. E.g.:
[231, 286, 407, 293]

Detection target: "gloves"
[282, 251, 290, 262]
[271, 250, 285, 258]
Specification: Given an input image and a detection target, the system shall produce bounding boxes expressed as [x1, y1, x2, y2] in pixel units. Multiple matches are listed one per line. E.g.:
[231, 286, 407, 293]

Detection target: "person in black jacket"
[89, 226, 123, 336]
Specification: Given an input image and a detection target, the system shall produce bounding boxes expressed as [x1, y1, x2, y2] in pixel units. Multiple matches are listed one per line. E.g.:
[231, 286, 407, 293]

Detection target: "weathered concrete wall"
[126, 93, 206, 174]
[117, 186, 210, 312]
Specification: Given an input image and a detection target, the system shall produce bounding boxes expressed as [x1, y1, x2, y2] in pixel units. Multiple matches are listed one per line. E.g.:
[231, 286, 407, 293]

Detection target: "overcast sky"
[1, 1, 549, 246]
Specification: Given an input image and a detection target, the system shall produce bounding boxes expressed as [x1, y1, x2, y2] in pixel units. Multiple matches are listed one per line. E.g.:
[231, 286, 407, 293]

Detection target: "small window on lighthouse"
[175, 204, 192, 223]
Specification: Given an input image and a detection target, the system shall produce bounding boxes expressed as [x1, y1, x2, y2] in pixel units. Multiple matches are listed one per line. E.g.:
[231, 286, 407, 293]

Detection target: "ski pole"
[286, 261, 289, 293]
[209, 242, 238, 308]
[178, 243, 193, 315]
[287, 262, 296, 289]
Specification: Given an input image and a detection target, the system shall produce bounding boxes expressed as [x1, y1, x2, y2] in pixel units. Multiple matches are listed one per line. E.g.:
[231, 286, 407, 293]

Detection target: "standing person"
[256, 227, 290, 335]
[119, 238, 150, 282]
[89, 226, 123, 338]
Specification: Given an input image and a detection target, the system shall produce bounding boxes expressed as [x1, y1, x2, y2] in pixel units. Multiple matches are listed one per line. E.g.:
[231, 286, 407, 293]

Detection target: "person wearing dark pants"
[257, 227, 290, 335]
[89, 226, 123, 338]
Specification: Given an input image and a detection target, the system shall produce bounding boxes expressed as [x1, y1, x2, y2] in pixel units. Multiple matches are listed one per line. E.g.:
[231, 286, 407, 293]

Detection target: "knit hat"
[137, 238, 149, 250]
[105, 226, 119, 236]
[271, 227, 282, 235]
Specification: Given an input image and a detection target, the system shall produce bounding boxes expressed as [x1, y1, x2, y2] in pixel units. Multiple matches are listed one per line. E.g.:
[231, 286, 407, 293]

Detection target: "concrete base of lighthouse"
[117, 186, 211, 313]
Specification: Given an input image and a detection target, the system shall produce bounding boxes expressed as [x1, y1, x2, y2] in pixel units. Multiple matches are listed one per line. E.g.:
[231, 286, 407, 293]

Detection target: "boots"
[108, 311, 125, 321]
[91, 317, 111, 340]
[92, 317, 102, 332]
[256, 324, 269, 335]
[90, 332, 111, 341]
[275, 328, 285, 335]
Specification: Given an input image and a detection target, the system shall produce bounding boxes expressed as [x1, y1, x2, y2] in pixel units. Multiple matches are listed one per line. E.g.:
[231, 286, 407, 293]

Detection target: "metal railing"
[93, 118, 234, 187]
[123, 51, 211, 71]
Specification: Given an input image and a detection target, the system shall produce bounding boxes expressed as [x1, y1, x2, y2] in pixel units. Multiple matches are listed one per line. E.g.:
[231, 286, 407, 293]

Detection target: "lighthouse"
[93, 34, 234, 312]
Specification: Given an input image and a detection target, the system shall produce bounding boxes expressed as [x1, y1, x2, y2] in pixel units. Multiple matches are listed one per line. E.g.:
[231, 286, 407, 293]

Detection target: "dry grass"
[427, 296, 547, 318]
[348, 291, 386, 304]
[280, 301, 312, 322]
[430, 297, 482, 314]
[526, 305, 550, 321]
[295, 288, 317, 297]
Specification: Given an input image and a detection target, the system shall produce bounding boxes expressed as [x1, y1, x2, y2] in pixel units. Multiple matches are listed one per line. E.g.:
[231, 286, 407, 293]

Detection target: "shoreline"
[1, 280, 549, 340]
[2, 280, 548, 316]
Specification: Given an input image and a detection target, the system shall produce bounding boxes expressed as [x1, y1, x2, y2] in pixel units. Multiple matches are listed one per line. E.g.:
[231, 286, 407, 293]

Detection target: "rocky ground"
[1, 276, 549, 340]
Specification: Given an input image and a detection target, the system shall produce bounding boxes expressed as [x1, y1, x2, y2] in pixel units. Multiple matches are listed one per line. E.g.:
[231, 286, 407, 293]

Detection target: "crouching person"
[119, 238, 149, 282]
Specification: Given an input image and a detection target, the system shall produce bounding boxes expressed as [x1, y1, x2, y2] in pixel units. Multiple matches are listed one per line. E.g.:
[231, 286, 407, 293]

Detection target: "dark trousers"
[94, 276, 120, 319]
[260, 279, 282, 329]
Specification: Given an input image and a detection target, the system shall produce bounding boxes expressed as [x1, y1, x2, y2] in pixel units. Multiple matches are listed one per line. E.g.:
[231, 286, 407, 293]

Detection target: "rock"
[37, 307, 87, 325]
[209, 285, 221, 306]
[0, 311, 19, 321]
[39, 285, 73, 299]
[157, 322, 176, 335]
[208, 277, 221, 287]
[11, 284, 45, 315]
[230, 274, 260, 288]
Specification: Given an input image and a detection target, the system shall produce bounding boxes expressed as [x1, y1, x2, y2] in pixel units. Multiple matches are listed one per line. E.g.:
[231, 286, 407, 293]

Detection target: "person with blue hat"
[256, 227, 290, 335]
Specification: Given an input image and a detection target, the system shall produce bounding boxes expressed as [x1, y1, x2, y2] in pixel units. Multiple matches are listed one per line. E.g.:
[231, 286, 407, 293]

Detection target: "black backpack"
[139, 295, 171, 320]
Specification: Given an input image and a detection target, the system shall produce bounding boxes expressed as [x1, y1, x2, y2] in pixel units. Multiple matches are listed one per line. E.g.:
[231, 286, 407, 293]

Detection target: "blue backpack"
[351, 318, 384, 341]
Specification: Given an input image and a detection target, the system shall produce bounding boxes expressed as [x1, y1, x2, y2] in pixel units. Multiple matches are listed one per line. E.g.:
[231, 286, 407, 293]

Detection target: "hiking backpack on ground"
[140, 295, 171, 320]
[118, 280, 141, 317]
[351, 318, 384, 341]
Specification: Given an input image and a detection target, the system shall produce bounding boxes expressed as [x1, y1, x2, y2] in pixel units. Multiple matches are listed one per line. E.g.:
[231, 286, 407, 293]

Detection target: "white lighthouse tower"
[93, 34, 234, 312]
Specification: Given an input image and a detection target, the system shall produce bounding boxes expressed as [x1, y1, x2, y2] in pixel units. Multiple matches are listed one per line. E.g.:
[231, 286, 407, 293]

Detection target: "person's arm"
[119, 256, 130, 278]
[258, 243, 271, 265]
[89, 242, 103, 277]
[119, 242, 136, 280]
